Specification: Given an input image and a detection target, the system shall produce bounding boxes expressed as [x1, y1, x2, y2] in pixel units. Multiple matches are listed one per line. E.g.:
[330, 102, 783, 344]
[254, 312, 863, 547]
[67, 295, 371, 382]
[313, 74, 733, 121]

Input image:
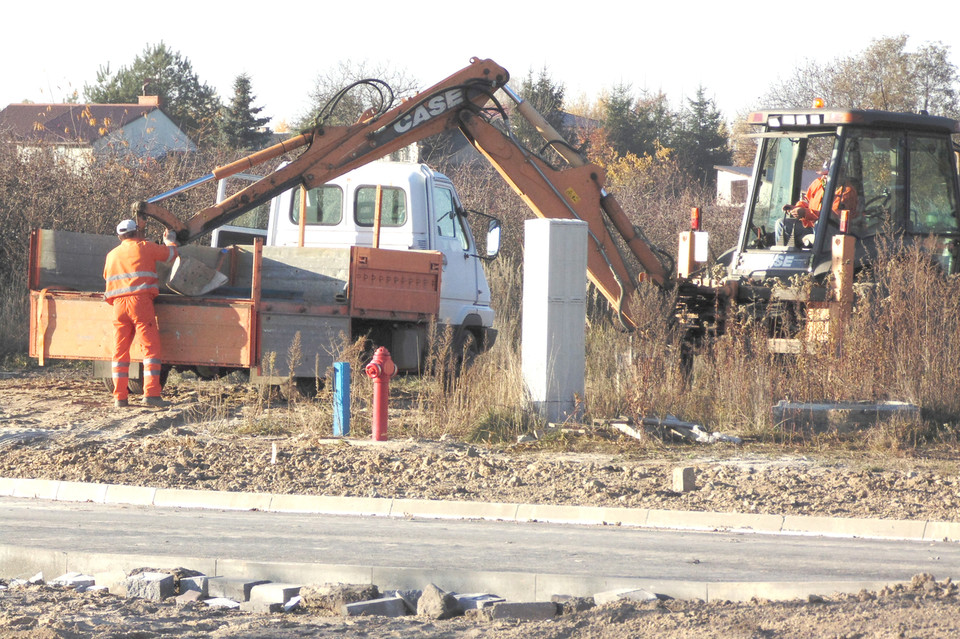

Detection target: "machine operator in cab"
[776, 159, 859, 247]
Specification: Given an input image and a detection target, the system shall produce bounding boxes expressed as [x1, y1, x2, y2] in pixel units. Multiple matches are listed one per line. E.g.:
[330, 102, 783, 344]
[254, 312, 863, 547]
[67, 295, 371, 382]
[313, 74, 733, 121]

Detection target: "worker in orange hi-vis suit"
[103, 219, 178, 408]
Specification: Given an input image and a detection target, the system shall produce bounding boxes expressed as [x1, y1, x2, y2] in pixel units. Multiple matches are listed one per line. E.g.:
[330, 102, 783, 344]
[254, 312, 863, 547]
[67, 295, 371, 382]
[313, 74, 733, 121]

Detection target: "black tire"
[100, 365, 168, 395]
[278, 376, 323, 401]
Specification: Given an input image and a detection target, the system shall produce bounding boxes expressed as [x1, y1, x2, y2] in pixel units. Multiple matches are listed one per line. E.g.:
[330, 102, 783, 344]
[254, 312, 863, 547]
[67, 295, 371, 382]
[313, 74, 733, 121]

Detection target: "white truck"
[28, 160, 499, 392]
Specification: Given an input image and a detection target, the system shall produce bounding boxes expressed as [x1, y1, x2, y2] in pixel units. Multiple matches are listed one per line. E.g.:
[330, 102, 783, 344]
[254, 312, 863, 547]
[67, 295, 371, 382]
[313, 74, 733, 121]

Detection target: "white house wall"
[94, 111, 197, 158]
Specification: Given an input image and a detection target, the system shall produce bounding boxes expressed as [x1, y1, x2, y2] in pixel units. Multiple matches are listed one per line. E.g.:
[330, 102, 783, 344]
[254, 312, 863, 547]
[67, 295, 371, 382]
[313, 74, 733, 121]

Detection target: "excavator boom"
[135, 57, 671, 330]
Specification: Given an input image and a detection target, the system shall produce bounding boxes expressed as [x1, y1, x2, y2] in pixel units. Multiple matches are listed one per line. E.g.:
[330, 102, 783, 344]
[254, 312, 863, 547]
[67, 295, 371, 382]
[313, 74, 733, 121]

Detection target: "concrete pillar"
[522, 219, 587, 423]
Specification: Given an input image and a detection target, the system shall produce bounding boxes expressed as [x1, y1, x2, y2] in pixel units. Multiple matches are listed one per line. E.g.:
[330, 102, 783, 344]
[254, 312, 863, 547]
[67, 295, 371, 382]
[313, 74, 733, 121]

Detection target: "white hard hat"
[116, 219, 138, 235]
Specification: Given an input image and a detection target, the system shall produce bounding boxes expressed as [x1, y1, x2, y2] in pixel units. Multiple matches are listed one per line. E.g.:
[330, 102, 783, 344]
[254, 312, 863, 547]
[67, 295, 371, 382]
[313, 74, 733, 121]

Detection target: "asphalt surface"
[2, 480, 960, 602]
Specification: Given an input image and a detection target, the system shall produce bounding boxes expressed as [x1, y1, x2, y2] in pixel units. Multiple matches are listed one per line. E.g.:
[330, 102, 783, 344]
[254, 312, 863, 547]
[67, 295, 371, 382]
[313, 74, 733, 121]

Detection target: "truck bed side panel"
[349, 246, 441, 317]
[30, 291, 254, 366]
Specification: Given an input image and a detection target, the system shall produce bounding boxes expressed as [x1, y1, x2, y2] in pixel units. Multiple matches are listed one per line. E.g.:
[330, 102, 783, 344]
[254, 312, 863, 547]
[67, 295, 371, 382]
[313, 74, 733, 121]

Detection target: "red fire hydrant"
[365, 346, 397, 441]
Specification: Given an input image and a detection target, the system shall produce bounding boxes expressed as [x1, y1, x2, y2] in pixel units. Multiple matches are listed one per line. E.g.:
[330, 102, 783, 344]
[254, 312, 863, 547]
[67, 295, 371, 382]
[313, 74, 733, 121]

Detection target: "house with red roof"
[0, 96, 196, 166]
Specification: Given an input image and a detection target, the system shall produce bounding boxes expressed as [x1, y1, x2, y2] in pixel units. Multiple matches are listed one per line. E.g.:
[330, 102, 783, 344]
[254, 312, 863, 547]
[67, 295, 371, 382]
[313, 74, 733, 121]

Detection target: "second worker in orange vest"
[104, 219, 178, 408]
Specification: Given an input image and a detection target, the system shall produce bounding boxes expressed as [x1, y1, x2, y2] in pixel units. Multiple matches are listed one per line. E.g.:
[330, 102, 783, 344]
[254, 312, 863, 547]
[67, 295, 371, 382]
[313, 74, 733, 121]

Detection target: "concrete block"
[673, 467, 695, 492]
[342, 595, 408, 617]
[453, 593, 505, 609]
[207, 577, 270, 602]
[125, 572, 175, 600]
[175, 590, 203, 604]
[179, 576, 208, 597]
[240, 600, 284, 614]
[593, 588, 658, 605]
[52, 572, 95, 590]
[773, 400, 920, 434]
[484, 601, 558, 621]
[249, 582, 301, 604]
[389, 589, 422, 614]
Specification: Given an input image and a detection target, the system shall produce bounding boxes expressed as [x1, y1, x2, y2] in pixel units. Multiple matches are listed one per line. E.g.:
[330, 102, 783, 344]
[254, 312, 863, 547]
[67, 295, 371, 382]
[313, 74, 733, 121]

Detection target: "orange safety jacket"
[103, 239, 178, 303]
[793, 177, 859, 229]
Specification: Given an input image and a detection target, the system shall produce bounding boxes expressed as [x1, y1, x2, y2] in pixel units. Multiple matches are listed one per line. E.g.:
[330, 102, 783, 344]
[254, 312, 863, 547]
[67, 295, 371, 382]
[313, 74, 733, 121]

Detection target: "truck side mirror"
[485, 219, 501, 259]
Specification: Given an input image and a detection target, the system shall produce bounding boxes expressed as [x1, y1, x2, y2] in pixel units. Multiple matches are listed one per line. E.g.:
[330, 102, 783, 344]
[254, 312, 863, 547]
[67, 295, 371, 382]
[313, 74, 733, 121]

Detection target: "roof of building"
[714, 165, 752, 177]
[0, 101, 162, 145]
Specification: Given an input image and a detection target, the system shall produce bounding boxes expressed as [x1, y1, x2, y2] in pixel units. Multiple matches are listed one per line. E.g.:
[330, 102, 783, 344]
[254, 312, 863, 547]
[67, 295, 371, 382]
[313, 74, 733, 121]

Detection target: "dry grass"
[2, 143, 958, 455]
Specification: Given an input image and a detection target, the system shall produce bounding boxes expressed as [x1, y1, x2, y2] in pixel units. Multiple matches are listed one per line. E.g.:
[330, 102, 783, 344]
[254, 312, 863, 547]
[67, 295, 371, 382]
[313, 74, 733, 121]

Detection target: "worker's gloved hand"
[163, 229, 178, 246]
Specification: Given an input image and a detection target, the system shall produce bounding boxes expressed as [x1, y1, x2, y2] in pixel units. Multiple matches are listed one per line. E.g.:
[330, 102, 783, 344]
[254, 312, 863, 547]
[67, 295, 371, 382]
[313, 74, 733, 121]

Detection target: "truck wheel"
[99, 367, 169, 395]
[278, 376, 323, 400]
[452, 329, 479, 374]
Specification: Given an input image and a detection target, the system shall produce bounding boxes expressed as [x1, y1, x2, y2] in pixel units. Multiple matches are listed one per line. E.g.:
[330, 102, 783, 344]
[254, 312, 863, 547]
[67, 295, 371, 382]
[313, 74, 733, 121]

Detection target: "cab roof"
[748, 108, 960, 134]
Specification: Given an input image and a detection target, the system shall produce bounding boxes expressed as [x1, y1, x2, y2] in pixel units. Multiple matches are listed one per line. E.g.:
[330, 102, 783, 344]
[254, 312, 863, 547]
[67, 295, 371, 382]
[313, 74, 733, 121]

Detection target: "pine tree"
[674, 86, 731, 186]
[83, 42, 222, 143]
[219, 74, 272, 151]
[511, 67, 567, 161]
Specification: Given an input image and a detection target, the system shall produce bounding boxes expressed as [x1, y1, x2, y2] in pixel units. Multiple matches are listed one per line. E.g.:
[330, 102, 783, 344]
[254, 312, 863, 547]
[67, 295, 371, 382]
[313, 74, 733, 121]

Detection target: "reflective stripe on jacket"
[103, 239, 178, 303]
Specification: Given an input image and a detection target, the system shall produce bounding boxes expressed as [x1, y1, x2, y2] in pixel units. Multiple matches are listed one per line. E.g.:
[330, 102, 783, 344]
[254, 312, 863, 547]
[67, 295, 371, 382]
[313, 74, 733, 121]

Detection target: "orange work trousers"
[111, 294, 163, 400]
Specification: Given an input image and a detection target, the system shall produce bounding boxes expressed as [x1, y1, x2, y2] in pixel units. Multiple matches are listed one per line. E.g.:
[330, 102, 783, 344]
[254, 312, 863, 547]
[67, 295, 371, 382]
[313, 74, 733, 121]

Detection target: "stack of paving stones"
[30, 570, 664, 622]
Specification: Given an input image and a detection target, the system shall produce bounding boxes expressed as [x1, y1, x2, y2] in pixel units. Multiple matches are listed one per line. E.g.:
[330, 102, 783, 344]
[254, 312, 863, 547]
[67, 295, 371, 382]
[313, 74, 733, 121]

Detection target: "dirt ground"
[3, 366, 960, 637]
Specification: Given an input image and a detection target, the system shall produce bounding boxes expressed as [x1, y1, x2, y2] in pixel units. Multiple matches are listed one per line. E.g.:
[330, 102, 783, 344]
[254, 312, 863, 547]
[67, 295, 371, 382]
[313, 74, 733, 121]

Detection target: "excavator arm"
[135, 58, 511, 240]
[135, 57, 672, 330]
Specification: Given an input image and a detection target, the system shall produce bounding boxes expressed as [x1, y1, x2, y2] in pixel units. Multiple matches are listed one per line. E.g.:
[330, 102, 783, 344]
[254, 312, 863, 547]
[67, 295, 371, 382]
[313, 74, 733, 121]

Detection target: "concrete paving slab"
[782, 514, 927, 540]
[268, 494, 392, 516]
[646, 509, 785, 534]
[485, 601, 558, 620]
[153, 488, 272, 511]
[11, 478, 60, 500]
[390, 498, 519, 521]
[342, 595, 407, 617]
[207, 576, 269, 602]
[249, 582, 301, 604]
[0, 477, 17, 497]
[923, 520, 960, 542]
[515, 503, 648, 526]
[104, 484, 157, 506]
[56, 481, 108, 504]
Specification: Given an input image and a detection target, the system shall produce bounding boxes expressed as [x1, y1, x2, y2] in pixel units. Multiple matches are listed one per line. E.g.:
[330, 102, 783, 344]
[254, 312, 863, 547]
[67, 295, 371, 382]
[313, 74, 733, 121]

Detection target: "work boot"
[114, 399, 128, 408]
[142, 396, 171, 408]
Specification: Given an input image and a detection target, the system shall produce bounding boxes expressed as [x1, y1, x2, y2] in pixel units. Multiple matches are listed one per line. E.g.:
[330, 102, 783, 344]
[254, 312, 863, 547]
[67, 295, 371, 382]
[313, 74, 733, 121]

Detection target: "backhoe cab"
[678, 107, 960, 346]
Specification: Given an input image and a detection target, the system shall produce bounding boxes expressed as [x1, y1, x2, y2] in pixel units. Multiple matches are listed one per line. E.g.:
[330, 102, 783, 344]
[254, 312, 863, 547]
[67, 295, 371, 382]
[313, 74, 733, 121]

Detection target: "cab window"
[908, 135, 959, 234]
[435, 186, 469, 251]
[291, 186, 343, 225]
[355, 186, 407, 227]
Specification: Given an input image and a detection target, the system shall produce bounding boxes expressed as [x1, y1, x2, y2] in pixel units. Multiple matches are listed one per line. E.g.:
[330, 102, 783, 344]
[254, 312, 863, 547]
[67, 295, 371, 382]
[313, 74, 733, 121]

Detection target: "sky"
[3, 1, 959, 128]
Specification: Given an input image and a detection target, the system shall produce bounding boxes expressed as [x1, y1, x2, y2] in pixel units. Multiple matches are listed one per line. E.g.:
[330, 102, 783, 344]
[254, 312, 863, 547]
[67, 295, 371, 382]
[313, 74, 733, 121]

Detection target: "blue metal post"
[333, 362, 351, 436]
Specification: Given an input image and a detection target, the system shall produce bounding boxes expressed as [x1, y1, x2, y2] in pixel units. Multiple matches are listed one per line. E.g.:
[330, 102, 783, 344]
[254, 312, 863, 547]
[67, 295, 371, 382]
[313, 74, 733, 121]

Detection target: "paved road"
[2, 495, 959, 599]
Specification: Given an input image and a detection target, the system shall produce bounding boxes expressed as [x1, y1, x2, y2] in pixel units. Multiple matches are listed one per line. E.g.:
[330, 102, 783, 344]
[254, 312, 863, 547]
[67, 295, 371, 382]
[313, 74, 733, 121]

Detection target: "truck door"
[432, 181, 479, 323]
